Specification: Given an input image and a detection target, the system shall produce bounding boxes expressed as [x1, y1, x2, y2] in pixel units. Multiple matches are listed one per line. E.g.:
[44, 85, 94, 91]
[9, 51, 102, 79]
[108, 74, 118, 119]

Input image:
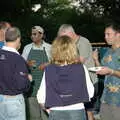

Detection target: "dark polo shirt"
[45, 63, 89, 108]
[0, 49, 30, 95]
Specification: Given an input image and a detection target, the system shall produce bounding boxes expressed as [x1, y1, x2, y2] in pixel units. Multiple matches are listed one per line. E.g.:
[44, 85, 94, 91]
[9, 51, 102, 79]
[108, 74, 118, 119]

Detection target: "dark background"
[0, 0, 120, 52]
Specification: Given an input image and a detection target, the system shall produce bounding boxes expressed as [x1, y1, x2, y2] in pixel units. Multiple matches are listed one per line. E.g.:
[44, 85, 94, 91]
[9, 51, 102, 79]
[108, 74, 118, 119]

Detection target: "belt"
[0, 94, 20, 102]
[0, 94, 22, 98]
[4, 95, 17, 98]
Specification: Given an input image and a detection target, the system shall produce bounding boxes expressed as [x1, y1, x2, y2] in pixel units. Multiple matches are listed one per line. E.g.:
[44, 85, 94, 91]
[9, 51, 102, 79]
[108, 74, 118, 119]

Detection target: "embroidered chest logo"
[0, 54, 6, 60]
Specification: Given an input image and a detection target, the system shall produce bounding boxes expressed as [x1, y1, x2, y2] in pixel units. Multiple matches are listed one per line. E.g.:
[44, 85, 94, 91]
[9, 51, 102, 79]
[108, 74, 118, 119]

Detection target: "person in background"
[93, 21, 120, 120]
[0, 27, 31, 120]
[22, 26, 51, 120]
[57, 24, 98, 120]
[37, 35, 94, 120]
[0, 21, 11, 48]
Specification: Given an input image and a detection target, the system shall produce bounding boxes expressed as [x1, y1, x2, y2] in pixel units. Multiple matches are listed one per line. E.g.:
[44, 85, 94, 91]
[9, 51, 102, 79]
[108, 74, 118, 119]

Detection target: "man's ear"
[0, 30, 5, 40]
[16, 37, 21, 42]
[16, 37, 21, 50]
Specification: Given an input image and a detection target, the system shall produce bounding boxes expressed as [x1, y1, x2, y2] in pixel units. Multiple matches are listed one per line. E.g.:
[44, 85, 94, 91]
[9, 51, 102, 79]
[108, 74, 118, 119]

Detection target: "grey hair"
[5, 27, 21, 42]
[57, 24, 75, 36]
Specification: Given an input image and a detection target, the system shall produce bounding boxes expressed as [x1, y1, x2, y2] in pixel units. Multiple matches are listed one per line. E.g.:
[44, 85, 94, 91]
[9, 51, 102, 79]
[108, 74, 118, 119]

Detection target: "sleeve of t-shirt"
[83, 64, 94, 99]
[22, 44, 31, 60]
[80, 42, 91, 59]
[37, 71, 46, 104]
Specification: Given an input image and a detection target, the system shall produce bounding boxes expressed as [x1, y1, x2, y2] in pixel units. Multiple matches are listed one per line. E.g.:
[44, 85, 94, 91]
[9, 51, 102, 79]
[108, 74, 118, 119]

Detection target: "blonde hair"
[51, 35, 78, 65]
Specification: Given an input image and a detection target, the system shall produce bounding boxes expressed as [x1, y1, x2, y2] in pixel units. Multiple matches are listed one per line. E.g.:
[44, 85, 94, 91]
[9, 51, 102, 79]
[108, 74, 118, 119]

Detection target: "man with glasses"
[22, 26, 51, 120]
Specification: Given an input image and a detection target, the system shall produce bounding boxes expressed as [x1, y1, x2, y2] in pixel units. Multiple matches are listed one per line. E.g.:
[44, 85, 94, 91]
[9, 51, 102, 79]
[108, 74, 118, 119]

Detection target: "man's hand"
[28, 74, 32, 82]
[92, 49, 99, 61]
[38, 63, 49, 70]
[27, 60, 36, 67]
[96, 66, 113, 75]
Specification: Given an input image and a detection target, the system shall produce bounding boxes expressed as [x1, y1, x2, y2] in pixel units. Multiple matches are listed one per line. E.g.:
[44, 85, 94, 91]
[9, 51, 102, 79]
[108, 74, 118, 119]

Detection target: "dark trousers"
[48, 109, 86, 120]
[25, 97, 48, 120]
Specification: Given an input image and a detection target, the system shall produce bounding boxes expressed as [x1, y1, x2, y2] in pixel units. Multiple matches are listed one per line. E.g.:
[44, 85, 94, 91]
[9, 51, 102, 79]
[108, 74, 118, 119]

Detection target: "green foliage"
[0, 0, 120, 50]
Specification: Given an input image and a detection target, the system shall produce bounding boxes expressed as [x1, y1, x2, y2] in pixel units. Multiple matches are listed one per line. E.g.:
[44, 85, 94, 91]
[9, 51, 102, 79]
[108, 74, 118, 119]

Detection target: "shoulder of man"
[43, 41, 51, 48]
[0, 49, 25, 62]
[23, 43, 32, 50]
[79, 36, 90, 43]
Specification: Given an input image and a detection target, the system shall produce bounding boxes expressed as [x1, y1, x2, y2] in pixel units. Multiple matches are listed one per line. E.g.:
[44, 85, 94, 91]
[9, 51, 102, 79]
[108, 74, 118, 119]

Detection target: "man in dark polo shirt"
[0, 27, 31, 120]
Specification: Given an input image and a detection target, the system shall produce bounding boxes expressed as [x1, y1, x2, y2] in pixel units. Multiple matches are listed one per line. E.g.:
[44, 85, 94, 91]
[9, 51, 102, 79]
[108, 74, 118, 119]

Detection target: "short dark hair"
[5, 27, 21, 42]
[0, 21, 11, 30]
[105, 21, 120, 33]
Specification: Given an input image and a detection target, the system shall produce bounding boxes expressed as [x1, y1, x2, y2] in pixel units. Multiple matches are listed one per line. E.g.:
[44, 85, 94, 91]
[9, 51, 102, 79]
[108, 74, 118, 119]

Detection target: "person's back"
[57, 24, 98, 120]
[37, 35, 94, 120]
[0, 27, 31, 120]
[45, 63, 90, 108]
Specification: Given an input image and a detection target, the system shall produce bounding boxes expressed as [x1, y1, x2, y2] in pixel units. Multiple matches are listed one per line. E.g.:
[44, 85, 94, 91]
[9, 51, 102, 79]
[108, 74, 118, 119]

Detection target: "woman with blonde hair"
[37, 35, 94, 120]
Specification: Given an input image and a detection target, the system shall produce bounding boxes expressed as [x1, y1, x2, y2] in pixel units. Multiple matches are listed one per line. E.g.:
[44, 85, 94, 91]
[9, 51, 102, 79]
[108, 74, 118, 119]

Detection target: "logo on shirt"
[0, 54, 6, 60]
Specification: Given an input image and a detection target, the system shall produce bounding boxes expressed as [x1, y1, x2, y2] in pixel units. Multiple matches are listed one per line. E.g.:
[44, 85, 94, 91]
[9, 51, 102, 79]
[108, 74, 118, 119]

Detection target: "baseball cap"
[32, 26, 44, 34]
